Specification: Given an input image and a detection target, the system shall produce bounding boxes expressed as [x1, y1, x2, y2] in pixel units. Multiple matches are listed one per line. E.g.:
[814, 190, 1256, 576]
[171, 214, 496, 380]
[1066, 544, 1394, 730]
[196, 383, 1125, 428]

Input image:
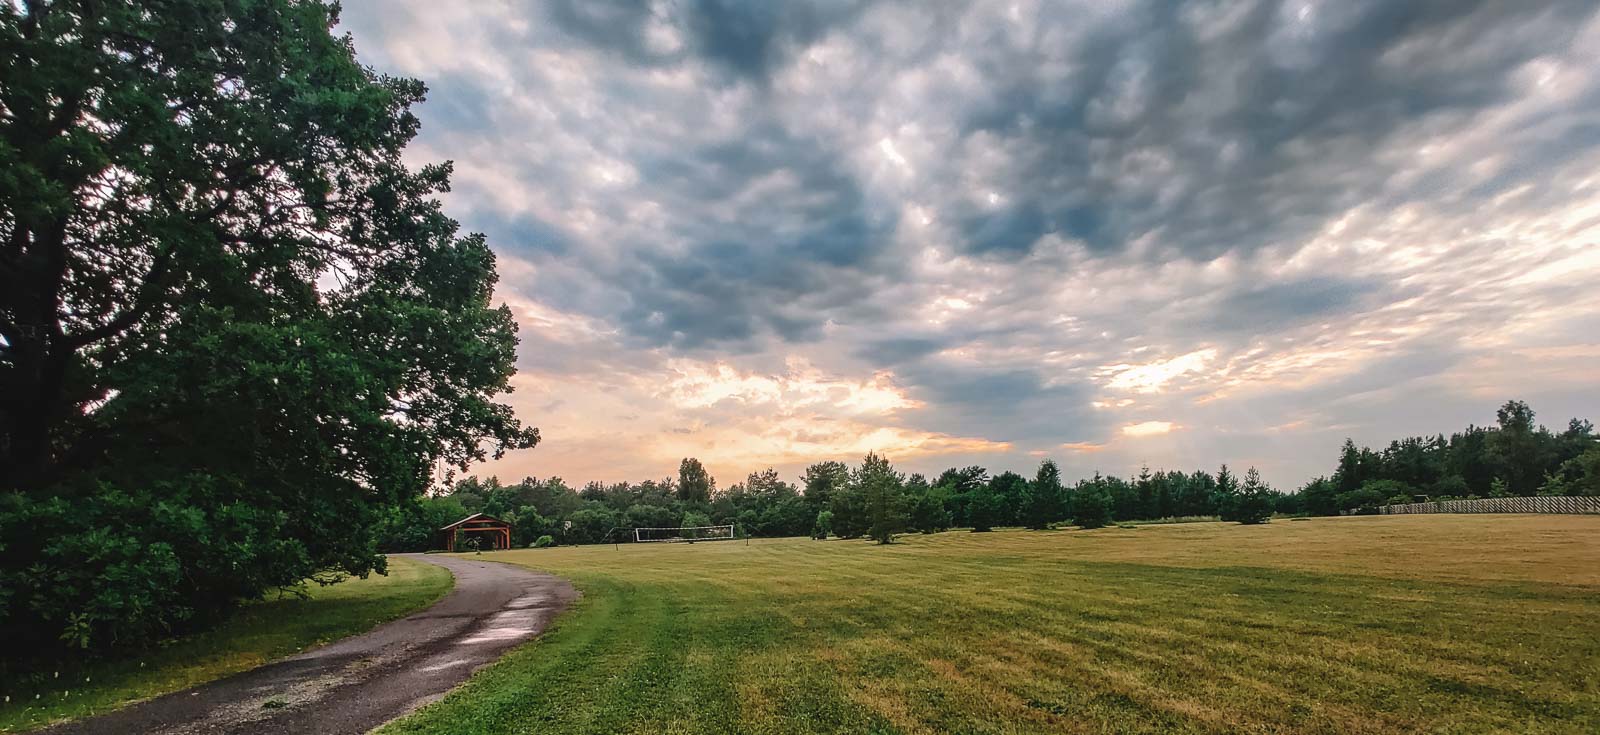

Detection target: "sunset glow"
[336, 2, 1600, 488]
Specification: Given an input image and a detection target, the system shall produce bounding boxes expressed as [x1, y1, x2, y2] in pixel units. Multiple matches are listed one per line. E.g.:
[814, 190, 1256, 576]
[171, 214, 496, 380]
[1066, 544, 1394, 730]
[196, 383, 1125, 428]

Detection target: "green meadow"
[384, 515, 1600, 735]
[0, 557, 452, 733]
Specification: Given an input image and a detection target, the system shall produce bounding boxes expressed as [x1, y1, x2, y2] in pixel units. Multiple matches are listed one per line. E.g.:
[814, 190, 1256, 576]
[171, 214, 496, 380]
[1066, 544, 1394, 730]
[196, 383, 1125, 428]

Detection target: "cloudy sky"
[340, 0, 1600, 490]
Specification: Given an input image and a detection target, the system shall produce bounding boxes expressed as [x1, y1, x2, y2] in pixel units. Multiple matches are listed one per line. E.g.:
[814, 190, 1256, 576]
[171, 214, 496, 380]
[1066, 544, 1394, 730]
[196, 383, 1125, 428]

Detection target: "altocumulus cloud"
[339, 0, 1600, 488]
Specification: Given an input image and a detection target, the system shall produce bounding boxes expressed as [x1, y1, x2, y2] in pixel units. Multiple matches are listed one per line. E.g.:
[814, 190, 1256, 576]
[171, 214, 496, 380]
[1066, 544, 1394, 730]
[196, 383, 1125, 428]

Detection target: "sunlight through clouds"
[1103, 349, 1219, 393]
[1122, 421, 1178, 438]
[660, 359, 918, 415]
[338, 0, 1600, 488]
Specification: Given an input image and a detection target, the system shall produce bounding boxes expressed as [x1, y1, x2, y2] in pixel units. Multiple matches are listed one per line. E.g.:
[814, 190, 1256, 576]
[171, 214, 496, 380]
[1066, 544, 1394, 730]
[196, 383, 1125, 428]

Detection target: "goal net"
[633, 524, 736, 543]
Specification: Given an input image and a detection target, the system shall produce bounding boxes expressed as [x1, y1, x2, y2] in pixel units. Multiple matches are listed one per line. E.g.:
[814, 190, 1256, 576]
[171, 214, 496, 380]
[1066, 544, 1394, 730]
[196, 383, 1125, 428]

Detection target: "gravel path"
[39, 554, 576, 735]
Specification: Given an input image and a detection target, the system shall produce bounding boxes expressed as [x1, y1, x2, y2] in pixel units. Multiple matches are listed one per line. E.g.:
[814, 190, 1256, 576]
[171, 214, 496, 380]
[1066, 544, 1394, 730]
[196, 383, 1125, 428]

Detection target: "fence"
[1378, 495, 1600, 515]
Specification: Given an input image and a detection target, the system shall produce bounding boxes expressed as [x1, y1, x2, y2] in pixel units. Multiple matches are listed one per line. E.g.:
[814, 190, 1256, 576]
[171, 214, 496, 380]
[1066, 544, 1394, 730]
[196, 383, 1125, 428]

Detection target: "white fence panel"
[1378, 496, 1600, 515]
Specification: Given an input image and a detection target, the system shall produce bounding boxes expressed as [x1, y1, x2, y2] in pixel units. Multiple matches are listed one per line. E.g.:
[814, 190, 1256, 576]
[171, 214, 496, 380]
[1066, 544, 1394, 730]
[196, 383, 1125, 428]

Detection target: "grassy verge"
[382, 515, 1600, 735]
[0, 555, 453, 733]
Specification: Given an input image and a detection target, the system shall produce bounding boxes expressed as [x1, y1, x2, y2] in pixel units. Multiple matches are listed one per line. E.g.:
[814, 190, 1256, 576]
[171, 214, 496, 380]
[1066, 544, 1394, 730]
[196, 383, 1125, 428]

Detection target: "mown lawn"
[0, 555, 453, 733]
[383, 515, 1600, 735]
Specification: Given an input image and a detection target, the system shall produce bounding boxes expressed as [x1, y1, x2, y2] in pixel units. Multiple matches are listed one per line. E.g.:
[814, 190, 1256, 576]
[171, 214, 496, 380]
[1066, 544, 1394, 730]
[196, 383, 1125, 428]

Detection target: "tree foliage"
[1071, 475, 1113, 529]
[907, 481, 951, 534]
[857, 453, 907, 544]
[1221, 467, 1274, 524]
[0, 0, 535, 659]
[677, 458, 714, 504]
[1315, 400, 1598, 511]
[987, 471, 1029, 527]
[967, 485, 1003, 532]
[1540, 445, 1600, 496]
[812, 510, 833, 539]
[1022, 460, 1063, 530]
[802, 461, 848, 509]
[828, 476, 869, 540]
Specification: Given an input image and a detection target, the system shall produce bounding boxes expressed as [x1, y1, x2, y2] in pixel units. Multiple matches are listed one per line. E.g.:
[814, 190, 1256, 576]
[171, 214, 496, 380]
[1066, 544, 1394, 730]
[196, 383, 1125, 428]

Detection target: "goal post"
[633, 524, 736, 543]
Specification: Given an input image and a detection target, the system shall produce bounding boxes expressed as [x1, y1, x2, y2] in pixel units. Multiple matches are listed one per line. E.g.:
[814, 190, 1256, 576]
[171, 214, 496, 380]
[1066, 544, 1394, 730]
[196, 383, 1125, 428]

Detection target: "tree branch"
[63, 246, 174, 349]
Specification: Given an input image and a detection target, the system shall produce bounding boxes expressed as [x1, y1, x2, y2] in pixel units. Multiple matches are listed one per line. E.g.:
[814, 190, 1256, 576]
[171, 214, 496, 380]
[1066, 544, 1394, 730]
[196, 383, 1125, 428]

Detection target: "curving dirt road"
[39, 554, 576, 735]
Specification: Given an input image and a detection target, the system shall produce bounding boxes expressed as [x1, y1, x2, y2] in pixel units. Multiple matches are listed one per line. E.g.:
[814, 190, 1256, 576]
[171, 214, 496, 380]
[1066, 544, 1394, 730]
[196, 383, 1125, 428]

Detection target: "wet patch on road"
[36, 556, 576, 735]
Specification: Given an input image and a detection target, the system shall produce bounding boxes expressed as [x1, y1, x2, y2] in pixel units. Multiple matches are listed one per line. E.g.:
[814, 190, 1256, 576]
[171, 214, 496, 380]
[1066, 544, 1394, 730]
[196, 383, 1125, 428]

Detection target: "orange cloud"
[647, 417, 1011, 471]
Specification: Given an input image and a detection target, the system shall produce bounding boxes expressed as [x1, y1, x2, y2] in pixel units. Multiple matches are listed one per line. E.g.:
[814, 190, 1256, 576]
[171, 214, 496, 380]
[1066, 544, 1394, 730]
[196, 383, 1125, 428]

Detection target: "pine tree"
[1134, 466, 1156, 519]
[1022, 459, 1063, 529]
[1334, 439, 1363, 494]
[1225, 467, 1274, 524]
[828, 482, 868, 539]
[1072, 477, 1113, 529]
[858, 453, 908, 544]
[802, 461, 850, 509]
[1214, 463, 1238, 516]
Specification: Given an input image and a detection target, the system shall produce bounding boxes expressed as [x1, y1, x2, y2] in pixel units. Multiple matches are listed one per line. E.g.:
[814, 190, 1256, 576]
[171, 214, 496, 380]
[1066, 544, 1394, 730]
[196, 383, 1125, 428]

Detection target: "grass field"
[382, 515, 1600, 735]
[0, 556, 453, 733]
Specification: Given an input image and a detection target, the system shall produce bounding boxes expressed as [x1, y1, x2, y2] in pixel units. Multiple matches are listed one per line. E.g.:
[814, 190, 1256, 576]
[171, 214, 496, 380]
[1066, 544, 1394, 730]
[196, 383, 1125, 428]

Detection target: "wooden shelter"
[439, 513, 512, 551]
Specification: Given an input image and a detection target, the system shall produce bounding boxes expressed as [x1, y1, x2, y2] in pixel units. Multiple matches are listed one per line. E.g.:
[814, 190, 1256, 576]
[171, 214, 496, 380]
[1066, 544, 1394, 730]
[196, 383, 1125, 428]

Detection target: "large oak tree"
[0, 0, 536, 655]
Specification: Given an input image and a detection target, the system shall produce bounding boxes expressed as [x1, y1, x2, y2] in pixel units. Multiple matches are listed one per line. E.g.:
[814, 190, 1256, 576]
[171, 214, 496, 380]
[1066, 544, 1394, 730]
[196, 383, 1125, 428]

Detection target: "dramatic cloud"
[339, 0, 1600, 488]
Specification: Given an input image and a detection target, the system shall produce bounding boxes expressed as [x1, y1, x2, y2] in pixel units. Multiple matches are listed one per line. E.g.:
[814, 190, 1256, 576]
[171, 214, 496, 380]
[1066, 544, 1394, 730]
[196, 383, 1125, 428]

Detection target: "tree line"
[383, 399, 1599, 550]
[1298, 400, 1599, 514]
[383, 455, 1285, 551]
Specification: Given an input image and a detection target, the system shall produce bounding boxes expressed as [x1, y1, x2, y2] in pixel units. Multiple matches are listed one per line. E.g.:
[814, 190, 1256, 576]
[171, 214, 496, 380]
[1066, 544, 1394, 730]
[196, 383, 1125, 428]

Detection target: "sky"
[338, 0, 1600, 491]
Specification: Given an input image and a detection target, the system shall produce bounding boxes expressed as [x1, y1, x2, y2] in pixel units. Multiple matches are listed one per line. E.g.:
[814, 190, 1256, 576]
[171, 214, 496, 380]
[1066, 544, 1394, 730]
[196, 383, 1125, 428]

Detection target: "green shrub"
[1340, 480, 1409, 514]
[512, 507, 555, 547]
[531, 535, 555, 549]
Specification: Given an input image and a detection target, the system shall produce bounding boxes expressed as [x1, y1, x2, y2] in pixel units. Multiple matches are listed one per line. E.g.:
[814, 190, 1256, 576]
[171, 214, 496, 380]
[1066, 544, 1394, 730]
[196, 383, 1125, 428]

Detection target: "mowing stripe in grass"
[380, 517, 1600, 735]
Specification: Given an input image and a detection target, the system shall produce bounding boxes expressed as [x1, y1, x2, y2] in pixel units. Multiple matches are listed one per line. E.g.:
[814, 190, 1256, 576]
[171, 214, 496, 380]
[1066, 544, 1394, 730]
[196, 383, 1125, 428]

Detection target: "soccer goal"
[633, 524, 736, 543]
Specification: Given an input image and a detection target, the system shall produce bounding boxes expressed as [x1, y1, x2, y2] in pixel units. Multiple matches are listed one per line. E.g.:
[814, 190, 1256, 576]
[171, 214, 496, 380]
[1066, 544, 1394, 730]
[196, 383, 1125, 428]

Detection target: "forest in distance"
[380, 399, 1600, 550]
